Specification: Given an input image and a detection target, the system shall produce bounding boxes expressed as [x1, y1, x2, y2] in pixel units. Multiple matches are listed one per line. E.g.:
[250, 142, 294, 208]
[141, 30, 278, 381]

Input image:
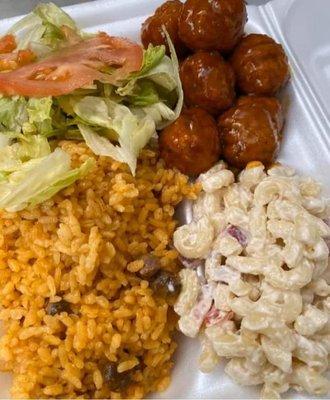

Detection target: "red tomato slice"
[0, 34, 16, 54]
[0, 49, 36, 71]
[17, 49, 36, 66]
[0, 33, 143, 97]
[0, 52, 17, 71]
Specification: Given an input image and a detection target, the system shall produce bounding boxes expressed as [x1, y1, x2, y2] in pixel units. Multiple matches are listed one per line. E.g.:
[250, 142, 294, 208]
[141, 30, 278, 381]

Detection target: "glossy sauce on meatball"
[180, 51, 236, 115]
[218, 96, 283, 168]
[159, 108, 221, 175]
[141, 0, 186, 56]
[237, 96, 284, 133]
[230, 34, 290, 96]
[178, 0, 247, 52]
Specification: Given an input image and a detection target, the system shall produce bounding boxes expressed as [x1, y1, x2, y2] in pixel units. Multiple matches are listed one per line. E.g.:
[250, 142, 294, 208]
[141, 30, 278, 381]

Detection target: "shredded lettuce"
[76, 98, 156, 174]
[73, 33, 182, 174]
[8, 13, 46, 52]
[26, 97, 53, 136]
[0, 148, 93, 212]
[115, 31, 183, 127]
[73, 96, 113, 130]
[130, 44, 166, 78]
[0, 135, 50, 173]
[8, 2, 81, 55]
[140, 102, 176, 127]
[28, 157, 93, 207]
[0, 5, 183, 211]
[144, 55, 178, 92]
[0, 134, 11, 149]
[0, 96, 28, 132]
[127, 81, 160, 107]
[17, 135, 51, 161]
[157, 29, 184, 129]
[33, 2, 77, 32]
[117, 53, 176, 98]
[0, 96, 55, 136]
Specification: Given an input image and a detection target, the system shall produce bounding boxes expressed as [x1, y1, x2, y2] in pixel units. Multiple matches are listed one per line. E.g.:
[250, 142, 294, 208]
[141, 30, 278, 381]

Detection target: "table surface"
[1, 0, 269, 18]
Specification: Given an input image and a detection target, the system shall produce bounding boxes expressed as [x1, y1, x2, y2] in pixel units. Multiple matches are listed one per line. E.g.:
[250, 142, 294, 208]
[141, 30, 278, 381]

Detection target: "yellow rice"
[0, 141, 198, 399]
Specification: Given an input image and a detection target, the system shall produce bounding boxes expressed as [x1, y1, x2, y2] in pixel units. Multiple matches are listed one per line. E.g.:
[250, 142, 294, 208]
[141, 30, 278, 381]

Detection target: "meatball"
[180, 51, 236, 115]
[230, 34, 290, 96]
[178, 0, 247, 52]
[159, 108, 221, 176]
[141, 0, 186, 56]
[218, 96, 283, 168]
[237, 96, 284, 133]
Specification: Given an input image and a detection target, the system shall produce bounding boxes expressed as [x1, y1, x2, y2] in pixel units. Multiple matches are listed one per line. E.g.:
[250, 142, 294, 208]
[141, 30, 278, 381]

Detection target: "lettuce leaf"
[144, 55, 178, 92]
[0, 135, 50, 172]
[33, 2, 77, 31]
[18, 135, 51, 161]
[29, 157, 93, 207]
[127, 81, 160, 107]
[138, 102, 176, 128]
[116, 31, 182, 127]
[0, 7, 183, 210]
[0, 96, 28, 132]
[34, 3, 79, 50]
[125, 29, 183, 129]
[73, 96, 113, 129]
[130, 44, 166, 78]
[26, 97, 53, 136]
[117, 55, 176, 98]
[77, 97, 156, 174]
[73, 33, 182, 174]
[157, 29, 183, 129]
[0, 134, 11, 149]
[0, 96, 53, 136]
[0, 96, 54, 136]
[8, 13, 46, 52]
[8, 2, 81, 55]
[0, 148, 93, 212]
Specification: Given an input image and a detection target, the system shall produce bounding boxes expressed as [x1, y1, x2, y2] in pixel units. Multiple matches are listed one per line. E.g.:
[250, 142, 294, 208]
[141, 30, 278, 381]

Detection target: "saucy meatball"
[237, 96, 284, 133]
[159, 108, 221, 175]
[178, 0, 247, 52]
[230, 34, 290, 96]
[218, 96, 283, 168]
[141, 0, 186, 56]
[180, 51, 236, 115]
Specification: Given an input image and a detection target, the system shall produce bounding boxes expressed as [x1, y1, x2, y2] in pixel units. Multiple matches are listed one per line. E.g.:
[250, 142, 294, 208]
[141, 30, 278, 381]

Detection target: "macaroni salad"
[174, 162, 330, 399]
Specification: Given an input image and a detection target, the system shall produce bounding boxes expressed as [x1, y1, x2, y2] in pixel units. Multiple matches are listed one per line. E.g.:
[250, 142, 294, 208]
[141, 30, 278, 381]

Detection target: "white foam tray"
[0, 0, 329, 398]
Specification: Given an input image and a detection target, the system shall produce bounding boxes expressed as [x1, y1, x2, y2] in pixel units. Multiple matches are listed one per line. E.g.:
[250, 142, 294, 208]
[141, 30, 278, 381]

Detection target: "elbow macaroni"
[174, 162, 330, 399]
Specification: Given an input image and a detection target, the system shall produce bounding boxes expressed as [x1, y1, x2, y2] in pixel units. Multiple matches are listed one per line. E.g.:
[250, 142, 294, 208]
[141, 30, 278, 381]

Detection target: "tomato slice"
[0, 34, 16, 54]
[0, 33, 143, 97]
[17, 49, 36, 66]
[0, 49, 36, 72]
[0, 52, 17, 72]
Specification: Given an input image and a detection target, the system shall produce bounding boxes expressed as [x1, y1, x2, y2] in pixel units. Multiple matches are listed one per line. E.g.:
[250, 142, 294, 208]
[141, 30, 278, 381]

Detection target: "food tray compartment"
[0, 0, 329, 398]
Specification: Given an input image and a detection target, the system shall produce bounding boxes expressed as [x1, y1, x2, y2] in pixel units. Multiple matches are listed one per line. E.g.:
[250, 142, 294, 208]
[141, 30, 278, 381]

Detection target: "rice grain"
[0, 142, 198, 399]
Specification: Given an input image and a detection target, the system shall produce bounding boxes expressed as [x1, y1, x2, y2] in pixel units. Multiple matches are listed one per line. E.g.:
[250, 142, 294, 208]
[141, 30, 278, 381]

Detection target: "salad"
[0, 2, 182, 212]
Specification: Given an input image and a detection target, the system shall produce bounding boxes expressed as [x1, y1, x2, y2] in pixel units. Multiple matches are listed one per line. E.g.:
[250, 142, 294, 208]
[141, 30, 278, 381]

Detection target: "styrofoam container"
[0, 0, 329, 398]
